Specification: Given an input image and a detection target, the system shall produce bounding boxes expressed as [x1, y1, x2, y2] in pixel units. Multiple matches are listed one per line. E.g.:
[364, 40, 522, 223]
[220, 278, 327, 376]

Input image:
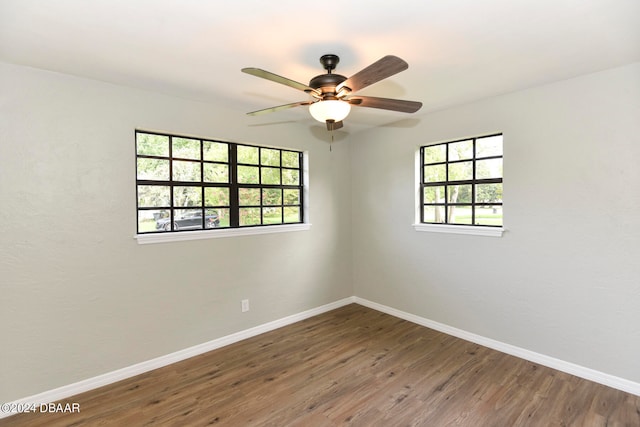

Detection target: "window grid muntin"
[136, 131, 303, 233]
[421, 134, 502, 227]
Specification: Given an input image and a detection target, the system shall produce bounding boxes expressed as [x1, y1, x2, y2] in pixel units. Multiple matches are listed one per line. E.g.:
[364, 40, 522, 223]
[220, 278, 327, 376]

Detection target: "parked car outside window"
[155, 210, 219, 231]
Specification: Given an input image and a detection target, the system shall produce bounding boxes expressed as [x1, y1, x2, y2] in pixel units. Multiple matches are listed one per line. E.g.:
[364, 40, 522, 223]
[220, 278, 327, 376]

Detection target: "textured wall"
[0, 62, 353, 401]
[2, 60, 639, 402]
[350, 63, 640, 383]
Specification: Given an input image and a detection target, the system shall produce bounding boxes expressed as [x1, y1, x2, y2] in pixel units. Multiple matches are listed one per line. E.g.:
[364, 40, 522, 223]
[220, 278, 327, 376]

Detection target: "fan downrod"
[319, 54, 340, 73]
[310, 54, 347, 93]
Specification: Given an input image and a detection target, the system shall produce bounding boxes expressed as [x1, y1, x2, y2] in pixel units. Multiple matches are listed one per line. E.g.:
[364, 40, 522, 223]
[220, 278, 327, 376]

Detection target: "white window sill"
[135, 223, 312, 245]
[413, 223, 504, 237]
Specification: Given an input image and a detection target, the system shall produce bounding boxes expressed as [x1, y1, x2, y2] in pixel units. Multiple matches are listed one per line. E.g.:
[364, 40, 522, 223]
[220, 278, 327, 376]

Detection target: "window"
[420, 134, 503, 227]
[136, 131, 304, 234]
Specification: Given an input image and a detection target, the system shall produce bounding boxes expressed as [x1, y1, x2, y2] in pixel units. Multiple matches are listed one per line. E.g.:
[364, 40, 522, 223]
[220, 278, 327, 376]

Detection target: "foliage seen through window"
[136, 132, 303, 233]
[420, 134, 503, 227]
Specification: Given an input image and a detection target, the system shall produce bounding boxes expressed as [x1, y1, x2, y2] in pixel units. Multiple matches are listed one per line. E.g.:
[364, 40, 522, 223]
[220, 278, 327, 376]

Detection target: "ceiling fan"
[241, 54, 422, 131]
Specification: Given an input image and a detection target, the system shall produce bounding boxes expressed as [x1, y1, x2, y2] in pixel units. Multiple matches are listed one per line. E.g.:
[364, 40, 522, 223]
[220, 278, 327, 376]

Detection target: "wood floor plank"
[2, 304, 639, 426]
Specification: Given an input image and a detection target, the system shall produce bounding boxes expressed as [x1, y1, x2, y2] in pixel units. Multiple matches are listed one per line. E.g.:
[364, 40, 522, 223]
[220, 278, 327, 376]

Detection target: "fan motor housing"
[309, 73, 347, 96]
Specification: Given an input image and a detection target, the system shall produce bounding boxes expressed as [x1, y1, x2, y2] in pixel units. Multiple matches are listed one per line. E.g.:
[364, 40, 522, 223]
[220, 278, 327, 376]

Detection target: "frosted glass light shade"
[309, 100, 351, 123]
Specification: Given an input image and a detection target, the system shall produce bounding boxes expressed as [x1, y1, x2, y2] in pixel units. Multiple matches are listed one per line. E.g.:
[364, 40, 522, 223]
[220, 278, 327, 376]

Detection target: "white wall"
[2, 60, 639, 403]
[0, 62, 353, 401]
[350, 62, 640, 383]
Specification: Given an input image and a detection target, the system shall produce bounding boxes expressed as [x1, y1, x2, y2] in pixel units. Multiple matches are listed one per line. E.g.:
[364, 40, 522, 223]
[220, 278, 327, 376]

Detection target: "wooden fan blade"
[348, 96, 422, 113]
[336, 55, 408, 93]
[247, 101, 311, 116]
[242, 68, 320, 95]
[325, 120, 344, 131]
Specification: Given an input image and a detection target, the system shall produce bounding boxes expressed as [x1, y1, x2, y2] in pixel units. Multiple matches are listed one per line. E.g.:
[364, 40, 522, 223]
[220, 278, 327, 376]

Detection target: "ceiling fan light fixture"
[242, 54, 421, 130]
[309, 100, 351, 123]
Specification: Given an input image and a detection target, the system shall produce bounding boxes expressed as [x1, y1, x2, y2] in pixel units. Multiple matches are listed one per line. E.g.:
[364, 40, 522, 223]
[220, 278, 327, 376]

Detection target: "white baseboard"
[0, 297, 356, 419]
[353, 296, 640, 397]
[4, 294, 638, 420]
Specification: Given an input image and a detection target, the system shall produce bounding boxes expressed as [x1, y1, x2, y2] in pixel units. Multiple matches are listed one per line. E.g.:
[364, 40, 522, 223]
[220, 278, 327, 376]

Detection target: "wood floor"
[3, 304, 639, 426]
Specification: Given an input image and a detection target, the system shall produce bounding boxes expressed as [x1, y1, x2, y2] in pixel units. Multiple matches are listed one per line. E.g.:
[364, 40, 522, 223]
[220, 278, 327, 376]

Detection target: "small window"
[420, 134, 503, 227]
[136, 131, 304, 234]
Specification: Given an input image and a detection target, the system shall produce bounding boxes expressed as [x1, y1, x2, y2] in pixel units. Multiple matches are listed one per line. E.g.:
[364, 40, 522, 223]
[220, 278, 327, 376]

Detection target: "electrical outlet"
[241, 299, 250, 312]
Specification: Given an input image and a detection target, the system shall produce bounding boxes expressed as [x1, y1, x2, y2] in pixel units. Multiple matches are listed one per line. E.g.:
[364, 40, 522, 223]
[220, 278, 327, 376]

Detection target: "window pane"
[213, 208, 230, 228]
[137, 185, 170, 207]
[152, 210, 173, 231]
[423, 186, 445, 203]
[263, 188, 282, 205]
[203, 163, 228, 183]
[239, 208, 261, 226]
[282, 169, 299, 185]
[263, 207, 282, 224]
[204, 187, 229, 206]
[449, 161, 473, 181]
[476, 183, 502, 203]
[239, 188, 260, 206]
[203, 209, 220, 229]
[477, 135, 503, 158]
[173, 186, 201, 207]
[237, 165, 259, 184]
[282, 151, 299, 168]
[137, 133, 169, 157]
[283, 189, 300, 205]
[173, 160, 201, 182]
[449, 206, 472, 224]
[137, 158, 169, 180]
[447, 184, 471, 203]
[475, 206, 503, 226]
[284, 206, 300, 223]
[476, 158, 503, 179]
[261, 148, 280, 166]
[262, 167, 281, 185]
[203, 141, 228, 162]
[449, 140, 473, 161]
[174, 209, 203, 230]
[424, 164, 445, 182]
[238, 145, 259, 164]
[423, 206, 445, 223]
[138, 209, 169, 233]
[172, 137, 200, 160]
[423, 144, 445, 164]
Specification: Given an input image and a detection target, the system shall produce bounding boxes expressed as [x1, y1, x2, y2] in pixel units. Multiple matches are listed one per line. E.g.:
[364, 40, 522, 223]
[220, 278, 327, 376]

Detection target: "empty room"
[1, 1, 639, 425]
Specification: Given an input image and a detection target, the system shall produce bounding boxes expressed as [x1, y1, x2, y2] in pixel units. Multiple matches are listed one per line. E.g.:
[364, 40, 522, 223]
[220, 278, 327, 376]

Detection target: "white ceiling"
[1, 0, 639, 131]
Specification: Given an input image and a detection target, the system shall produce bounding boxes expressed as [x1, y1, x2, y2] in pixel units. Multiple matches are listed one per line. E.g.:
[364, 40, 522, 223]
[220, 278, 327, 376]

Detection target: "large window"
[420, 134, 503, 227]
[136, 131, 304, 234]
